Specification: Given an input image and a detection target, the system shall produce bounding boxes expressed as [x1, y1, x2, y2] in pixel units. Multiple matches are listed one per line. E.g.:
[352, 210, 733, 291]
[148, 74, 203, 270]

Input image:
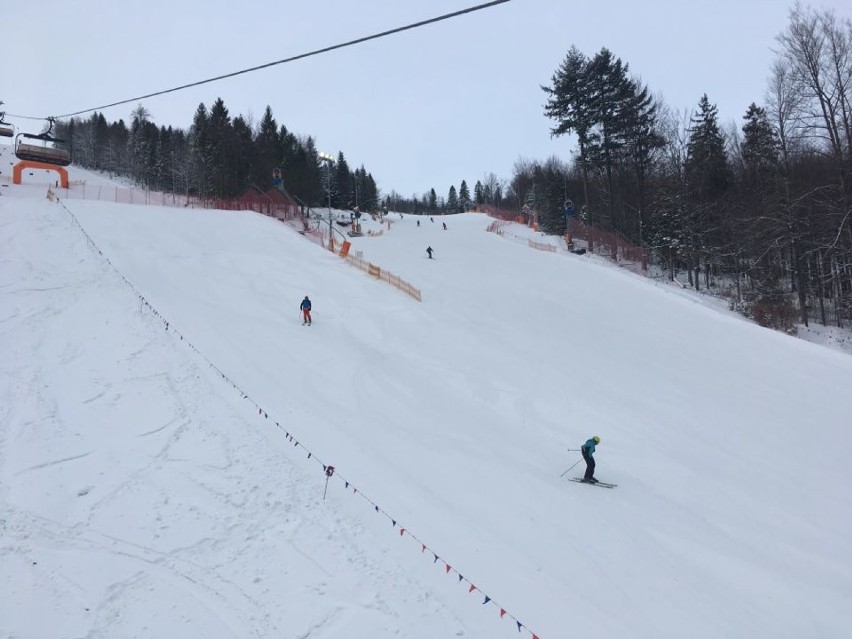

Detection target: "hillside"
[2, 148, 851, 639]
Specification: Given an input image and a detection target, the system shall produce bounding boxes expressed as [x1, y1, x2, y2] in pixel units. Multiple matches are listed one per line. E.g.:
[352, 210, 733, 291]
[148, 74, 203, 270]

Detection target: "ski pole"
[560, 458, 583, 477]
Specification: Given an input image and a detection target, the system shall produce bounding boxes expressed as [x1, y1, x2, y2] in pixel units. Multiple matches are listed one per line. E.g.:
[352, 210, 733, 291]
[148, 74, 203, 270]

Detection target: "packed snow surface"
[2, 149, 851, 638]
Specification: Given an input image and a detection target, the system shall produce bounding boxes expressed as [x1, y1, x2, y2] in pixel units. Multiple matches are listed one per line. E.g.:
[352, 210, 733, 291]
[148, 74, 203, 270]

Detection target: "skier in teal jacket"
[581, 436, 601, 483]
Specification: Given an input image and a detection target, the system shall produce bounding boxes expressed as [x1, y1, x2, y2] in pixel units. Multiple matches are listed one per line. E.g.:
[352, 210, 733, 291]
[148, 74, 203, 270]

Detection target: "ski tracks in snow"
[1, 200, 470, 638]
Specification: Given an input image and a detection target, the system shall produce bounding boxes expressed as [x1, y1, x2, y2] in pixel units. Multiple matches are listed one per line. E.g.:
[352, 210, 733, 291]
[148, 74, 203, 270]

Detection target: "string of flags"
[55, 196, 542, 639]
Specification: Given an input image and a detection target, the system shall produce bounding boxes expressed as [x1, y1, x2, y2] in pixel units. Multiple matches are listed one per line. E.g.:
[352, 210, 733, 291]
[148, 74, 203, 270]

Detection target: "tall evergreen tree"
[685, 94, 729, 200]
[207, 98, 235, 197]
[447, 185, 459, 213]
[543, 46, 593, 210]
[255, 106, 281, 187]
[741, 103, 779, 184]
[188, 103, 211, 196]
[334, 151, 352, 208]
[459, 180, 471, 211]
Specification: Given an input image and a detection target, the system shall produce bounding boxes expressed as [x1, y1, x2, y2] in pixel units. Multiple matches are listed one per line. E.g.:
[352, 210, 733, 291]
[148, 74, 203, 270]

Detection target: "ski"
[568, 478, 617, 488]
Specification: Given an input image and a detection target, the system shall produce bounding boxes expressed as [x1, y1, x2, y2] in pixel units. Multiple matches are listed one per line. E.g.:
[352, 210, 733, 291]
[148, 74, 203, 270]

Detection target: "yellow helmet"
[593, 435, 601, 444]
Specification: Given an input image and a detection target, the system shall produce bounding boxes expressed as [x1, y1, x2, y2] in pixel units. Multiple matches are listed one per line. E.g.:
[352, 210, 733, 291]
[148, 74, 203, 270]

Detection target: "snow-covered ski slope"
[2, 149, 851, 638]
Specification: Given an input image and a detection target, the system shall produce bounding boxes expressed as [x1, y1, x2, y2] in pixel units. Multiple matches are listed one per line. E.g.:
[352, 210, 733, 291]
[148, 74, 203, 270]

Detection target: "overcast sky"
[6, 0, 851, 198]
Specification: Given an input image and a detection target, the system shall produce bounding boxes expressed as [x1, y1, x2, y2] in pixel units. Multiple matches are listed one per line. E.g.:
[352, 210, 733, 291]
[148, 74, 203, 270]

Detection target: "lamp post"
[319, 152, 335, 251]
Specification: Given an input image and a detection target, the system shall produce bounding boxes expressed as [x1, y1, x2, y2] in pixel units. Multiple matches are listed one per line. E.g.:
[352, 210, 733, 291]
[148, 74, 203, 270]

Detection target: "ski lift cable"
[4, 113, 46, 121]
[22, 0, 512, 121]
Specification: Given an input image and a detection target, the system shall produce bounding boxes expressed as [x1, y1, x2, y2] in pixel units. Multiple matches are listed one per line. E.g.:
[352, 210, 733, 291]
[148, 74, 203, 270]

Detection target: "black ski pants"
[582, 453, 595, 480]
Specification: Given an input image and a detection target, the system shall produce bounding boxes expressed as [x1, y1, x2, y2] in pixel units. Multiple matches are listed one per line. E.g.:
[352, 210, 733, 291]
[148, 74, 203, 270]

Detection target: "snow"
[2, 145, 851, 638]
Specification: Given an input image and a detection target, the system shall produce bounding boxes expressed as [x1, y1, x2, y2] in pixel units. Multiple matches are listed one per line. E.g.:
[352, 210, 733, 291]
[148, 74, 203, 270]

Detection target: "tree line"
[531, 4, 851, 330]
[54, 100, 379, 212]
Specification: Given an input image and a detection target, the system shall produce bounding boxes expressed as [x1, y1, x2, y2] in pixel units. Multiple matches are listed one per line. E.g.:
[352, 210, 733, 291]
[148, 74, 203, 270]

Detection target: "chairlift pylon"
[14, 117, 71, 166]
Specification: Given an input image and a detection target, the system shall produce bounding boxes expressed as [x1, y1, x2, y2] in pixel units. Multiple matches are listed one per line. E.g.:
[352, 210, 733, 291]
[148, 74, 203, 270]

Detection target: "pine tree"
[301, 136, 324, 205]
[208, 98, 234, 197]
[740, 103, 779, 184]
[428, 188, 438, 212]
[685, 94, 729, 200]
[447, 185, 459, 213]
[459, 180, 470, 211]
[682, 94, 730, 289]
[543, 46, 593, 210]
[128, 104, 153, 185]
[334, 152, 352, 208]
[255, 106, 281, 188]
[474, 180, 484, 205]
[188, 103, 211, 196]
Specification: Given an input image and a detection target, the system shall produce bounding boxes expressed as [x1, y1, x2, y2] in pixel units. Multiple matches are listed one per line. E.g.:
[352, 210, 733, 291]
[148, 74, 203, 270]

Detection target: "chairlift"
[0, 112, 12, 138]
[14, 117, 71, 167]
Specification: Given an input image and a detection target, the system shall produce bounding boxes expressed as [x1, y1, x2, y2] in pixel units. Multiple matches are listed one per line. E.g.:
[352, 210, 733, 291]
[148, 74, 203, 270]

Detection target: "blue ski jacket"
[300, 298, 311, 311]
[582, 438, 597, 457]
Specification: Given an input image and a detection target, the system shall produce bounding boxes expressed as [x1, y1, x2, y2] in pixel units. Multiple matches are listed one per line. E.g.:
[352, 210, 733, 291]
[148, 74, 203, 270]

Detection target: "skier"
[564, 199, 577, 246]
[442, 222, 447, 230]
[300, 295, 312, 325]
[426, 246, 434, 259]
[581, 436, 601, 483]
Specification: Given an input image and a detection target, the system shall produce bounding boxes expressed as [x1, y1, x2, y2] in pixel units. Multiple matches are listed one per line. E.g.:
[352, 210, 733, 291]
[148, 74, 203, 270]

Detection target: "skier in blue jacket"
[581, 436, 601, 483]
[300, 295, 312, 325]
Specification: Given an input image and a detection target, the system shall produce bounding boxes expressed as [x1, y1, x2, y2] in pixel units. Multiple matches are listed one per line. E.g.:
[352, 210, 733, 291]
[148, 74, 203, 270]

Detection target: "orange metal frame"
[12, 160, 69, 188]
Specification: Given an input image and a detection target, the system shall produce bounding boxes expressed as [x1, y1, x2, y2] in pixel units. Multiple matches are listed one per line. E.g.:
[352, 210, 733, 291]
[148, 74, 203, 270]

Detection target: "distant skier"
[442, 222, 447, 230]
[581, 436, 601, 483]
[426, 246, 434, 259]
[564, 199, 578, 246]
[417, 219, 420, 227]
[300, 295, 312, 325]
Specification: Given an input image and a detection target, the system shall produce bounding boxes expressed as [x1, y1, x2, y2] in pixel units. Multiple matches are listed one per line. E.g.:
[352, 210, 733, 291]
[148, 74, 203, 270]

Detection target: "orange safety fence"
[571, 224, 649, 271]
[346, 254, 422, 302]
[483, 208, 649, 273]
[528, 239, 556, 253]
